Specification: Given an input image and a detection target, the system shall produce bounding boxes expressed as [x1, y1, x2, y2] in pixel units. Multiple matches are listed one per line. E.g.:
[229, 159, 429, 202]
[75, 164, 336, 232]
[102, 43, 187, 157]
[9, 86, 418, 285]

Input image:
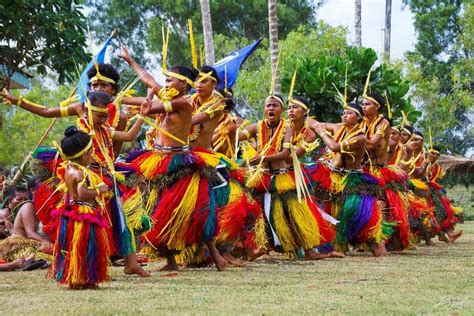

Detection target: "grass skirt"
[51, 199, 113, 286]
[246, 171, 335, 254]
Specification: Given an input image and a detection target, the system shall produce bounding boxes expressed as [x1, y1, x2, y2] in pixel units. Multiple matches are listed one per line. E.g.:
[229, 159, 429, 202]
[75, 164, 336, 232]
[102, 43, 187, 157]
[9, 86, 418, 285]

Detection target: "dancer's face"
[287, 102, 307, 123]
[411, 136, 424, 150]
[264, 97, 283, 125]
[166, 76, 187, 93]
[194, 76, 216, 99]
[341, 109, 359, 126]
[92, 109, 109, 128]
[390, 129, 401, 143]
[361, 98, 379, 116]
[90, 80, 115, 96]
[400, 130, 411, 144]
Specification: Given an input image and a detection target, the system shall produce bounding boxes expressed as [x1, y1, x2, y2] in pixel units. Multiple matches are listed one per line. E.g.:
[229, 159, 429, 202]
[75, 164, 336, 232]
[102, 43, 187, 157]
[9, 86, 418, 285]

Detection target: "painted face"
[400, 130, 412, 144]
[90, 80, 115, 96]
[165, 75, 186, 93]
[390, 128, 401, 143]
[264, 97, 283, 125]
[194, 76, 216, 98]
[411, 136, 424, 150]
[341, 109, 360, 126]
[9, 191, 29, 209]
[91, 109, 109, 128]
[361, 98, 379, 116]
[287, 101, 307, 122]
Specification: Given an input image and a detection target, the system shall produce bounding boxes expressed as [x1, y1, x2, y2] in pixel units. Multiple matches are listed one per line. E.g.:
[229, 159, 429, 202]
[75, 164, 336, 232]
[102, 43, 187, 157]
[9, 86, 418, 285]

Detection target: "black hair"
[217, 88, 236, 112]
[402, 125, 414, 135]
[413, 130, 424, 139]
[432, 145, 441, 153]
[60, 126, 91, 158]
[87, 63, 120, 93]
[87, 91, 111, 109]
[346, 102, 364, 122]
[9, 186, 28, 198]
[170, 66, 198, 91]
[366, 92, 385, 108]
[197, 65, 221, 84]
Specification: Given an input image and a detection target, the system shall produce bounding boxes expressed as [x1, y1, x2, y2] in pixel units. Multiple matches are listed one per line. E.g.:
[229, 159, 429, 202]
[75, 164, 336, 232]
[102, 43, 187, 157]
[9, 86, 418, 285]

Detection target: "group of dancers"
[0, 41, 463, 290]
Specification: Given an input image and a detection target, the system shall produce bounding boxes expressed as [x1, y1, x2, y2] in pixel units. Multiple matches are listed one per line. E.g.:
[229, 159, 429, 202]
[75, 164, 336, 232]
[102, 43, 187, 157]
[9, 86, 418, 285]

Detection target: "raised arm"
[118, 45, 161, 89]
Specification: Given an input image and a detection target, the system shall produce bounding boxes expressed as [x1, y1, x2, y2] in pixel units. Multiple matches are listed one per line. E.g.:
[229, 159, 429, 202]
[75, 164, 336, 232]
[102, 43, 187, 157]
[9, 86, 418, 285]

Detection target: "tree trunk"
[199, 0, 215, 65]
[268, 0, 280, 94]
[354, 0, 362, 47]
[384, 0, 392, 61]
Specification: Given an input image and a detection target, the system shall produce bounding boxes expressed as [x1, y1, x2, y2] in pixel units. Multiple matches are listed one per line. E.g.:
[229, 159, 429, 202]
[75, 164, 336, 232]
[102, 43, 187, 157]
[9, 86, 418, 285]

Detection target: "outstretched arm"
[1, 89, 80, 118]
[238, 123, 258, 141]
[118, 45, 161, 89]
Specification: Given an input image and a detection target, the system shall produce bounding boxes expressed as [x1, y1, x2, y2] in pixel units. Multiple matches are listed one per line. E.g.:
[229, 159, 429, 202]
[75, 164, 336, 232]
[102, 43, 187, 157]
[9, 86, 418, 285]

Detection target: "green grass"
[2, 222, 474, 315]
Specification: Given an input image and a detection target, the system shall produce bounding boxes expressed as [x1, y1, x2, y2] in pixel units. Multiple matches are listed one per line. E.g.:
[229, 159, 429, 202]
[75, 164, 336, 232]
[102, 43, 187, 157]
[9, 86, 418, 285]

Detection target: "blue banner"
[213, 39, 262, 89]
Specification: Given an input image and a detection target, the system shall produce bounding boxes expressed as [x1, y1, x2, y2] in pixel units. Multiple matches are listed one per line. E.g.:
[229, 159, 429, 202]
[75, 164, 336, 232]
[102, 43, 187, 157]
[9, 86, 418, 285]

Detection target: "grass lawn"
[1, 222, 473, 315]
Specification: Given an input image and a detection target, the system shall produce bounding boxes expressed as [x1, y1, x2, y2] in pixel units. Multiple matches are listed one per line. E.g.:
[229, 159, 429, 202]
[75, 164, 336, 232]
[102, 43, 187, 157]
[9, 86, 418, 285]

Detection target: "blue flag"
[77, 36, 113, 102]
[213, 39, 262, 90]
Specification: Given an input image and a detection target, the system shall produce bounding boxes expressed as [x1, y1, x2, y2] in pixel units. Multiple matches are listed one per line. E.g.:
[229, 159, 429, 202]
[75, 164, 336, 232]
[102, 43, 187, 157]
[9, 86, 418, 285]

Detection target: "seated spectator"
[0, 186, 29, 239]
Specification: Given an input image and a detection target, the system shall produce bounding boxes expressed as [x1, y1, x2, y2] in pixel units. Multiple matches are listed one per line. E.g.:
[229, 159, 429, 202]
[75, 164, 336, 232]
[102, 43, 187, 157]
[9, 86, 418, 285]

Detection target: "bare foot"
[10, 258, 26, 270]
[370, 243, 388, 257]
[124, 265, 151, 277]
[304, 249, 330, 260]
[438, 233, 451, 244]
[246, 247, 267, 261]
[212, 253, 228, 271]
[328, 251, 345, 258]
[222, 252, 248, 267]
[448, 230, 463, 242]
[69, 283, 99, 290]
[425, 238, 435, 246]
[157, 262, 179, 271]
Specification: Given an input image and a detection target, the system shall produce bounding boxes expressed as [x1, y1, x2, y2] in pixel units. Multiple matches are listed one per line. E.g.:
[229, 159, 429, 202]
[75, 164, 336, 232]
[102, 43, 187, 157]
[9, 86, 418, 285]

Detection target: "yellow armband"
[241, 129, 250, 140]
[16, 96, 23, 106]
[60, 106, 69, 117]
[282, 142, 291, 149]
[163, 100, 173, 113]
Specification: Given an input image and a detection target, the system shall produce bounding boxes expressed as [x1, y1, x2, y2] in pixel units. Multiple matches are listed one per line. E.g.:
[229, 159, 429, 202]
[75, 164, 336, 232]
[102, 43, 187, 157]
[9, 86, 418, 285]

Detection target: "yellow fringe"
[160, 172, 200, 250]
[68, 221, 84, 285]
[138, 153, 165, 179]
[122, 188, 146, 231]
[272, 198, 296, 252]
[411, 179, 429, 191]
[287, 198, 321, 249]
[195, 151, 222, 168]
[254, 217, 268, 248]
[0, 236, 43, 261]
[274, 173, 295, 194]
[367, 209, 383, 244]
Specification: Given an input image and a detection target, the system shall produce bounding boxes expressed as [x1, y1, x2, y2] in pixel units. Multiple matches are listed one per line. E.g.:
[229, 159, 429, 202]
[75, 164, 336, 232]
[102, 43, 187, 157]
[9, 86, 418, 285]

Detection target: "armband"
[16, 96, 24, 107]
[163, 100, 173, 113]
[60, 106, 69, 117]
[110, 129, 116, 140]
[282, 142, 291, 149]
[241, 129, 250, 140]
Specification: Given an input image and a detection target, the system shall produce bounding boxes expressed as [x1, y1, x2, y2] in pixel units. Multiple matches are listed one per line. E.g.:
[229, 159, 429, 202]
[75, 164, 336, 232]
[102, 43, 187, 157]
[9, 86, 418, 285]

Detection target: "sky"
[317, 0, 417, 60]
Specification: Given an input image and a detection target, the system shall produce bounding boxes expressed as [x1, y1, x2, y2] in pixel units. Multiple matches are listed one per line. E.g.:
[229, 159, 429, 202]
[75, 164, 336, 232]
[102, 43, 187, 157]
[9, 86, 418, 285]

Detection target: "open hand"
[117, 45, 132, 63]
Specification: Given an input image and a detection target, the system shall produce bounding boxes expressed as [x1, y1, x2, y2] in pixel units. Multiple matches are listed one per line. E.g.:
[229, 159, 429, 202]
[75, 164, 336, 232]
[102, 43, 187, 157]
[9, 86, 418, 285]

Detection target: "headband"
[364, 96, 381, 108]
[401, 126, 413, 135]
[413, 134, 424, 140]
[65, 140, 93, 160]
[85, 100, 108, 113]
[344, 105, 363, 117]
[265, 95, 284, 107]
[289, 98, 308, 111]
[428, 148, 440, 154]
[164, 70, 195, 87]
[89, 73, 116, 85]
[196, 71, 217, 83]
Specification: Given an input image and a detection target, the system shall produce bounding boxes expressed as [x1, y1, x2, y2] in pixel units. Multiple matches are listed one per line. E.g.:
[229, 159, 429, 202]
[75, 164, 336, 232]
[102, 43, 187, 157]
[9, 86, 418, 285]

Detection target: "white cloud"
[317, 0, 416, 60]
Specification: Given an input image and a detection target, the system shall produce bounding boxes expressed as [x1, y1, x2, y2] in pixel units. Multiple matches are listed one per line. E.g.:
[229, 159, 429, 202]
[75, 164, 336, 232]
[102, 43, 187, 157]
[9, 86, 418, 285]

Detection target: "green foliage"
[0, 85, 76, 167]
[235, 24, 418, 124]
[86, 0, 319, 68]
[0, 0, 89, 87]
[403, 0, 473, 155]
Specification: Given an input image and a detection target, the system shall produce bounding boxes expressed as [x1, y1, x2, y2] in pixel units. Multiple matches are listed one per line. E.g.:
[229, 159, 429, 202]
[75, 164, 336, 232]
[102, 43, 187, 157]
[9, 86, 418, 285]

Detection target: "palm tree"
[384, 0, 392, 61]
[268, 0, 280, 94]
[199, 0, 215, 65]
[354, 0, 362, 47]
